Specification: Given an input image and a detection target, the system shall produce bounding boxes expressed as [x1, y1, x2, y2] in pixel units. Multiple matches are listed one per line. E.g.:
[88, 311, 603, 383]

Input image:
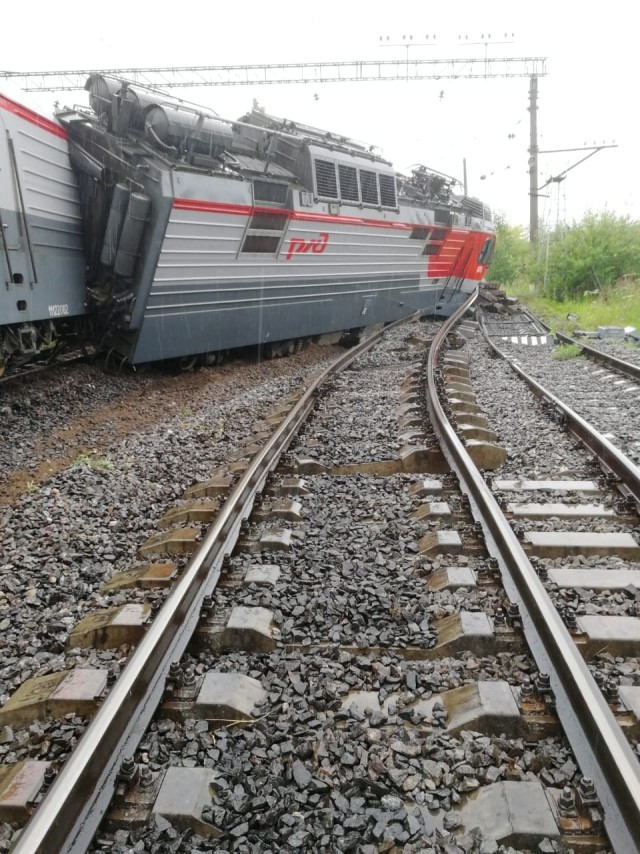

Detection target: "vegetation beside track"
[509, 280, 640, 335]
[489, 212, 640, 334]
[550, 342, 582, 360]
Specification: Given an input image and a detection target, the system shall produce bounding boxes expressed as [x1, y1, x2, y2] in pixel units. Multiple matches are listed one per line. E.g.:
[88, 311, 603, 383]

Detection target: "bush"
[551, 343, 582, 360]
[543, 212, 640, 300]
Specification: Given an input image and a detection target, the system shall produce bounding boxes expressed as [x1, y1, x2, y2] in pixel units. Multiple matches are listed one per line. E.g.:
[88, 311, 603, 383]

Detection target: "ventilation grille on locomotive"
[254, 181, 289, 205]
[338, 165, 359, 202]
[462, 196, 492, 222]
[315, 159, 338, 198]
[360, 170, 379, 205]
[379, 174, 397, 208]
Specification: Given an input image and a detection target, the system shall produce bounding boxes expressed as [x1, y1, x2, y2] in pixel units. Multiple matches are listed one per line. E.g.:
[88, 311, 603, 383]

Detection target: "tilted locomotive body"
[0, 76, 495, 374]
[0, 85, 87, 369]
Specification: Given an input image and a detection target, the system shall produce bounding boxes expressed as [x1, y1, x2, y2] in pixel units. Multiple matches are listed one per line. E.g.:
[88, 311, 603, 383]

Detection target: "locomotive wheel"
[179, 354, 198, 371]
[200, 352, 220, 367]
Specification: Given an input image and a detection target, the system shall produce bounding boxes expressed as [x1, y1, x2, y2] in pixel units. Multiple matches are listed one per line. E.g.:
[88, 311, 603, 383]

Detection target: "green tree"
[544, 212, 640, 300]
[488, 214, 535, 287]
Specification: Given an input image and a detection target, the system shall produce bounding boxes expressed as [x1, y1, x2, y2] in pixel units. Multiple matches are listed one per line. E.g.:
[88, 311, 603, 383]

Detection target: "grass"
[551, 343, 582, 360]
[73, 453, 113, 471]
[506, 279, 640, 336]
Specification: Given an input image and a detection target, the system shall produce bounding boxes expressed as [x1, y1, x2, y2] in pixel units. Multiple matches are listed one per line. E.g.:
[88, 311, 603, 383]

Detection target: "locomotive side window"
[314, 159, 338, 199]
[478, 237, 495, 265]
[253, 181, 289, 205]
[422, 228, 447, 256]
[434, 209, 452, 226]
[359, 169, 379, 205]
[338, 165, 359, 202]
[409, 226, 430, 240]
[241, 235, 281, 253]
[423, 244, 441, 256]
[379, 174, 397, 208]
[248, 212, 288, 231]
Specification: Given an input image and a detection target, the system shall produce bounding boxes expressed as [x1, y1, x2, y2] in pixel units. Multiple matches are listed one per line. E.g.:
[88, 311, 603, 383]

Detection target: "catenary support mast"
[529, 75, 539, 245]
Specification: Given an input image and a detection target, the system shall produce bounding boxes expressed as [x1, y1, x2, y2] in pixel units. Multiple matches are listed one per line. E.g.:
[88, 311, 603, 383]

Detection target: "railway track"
[480, 303, 640, 468]
[480, 298, 640, 383]
[554, 331, 640, 382]
[2, 300, 640, 852]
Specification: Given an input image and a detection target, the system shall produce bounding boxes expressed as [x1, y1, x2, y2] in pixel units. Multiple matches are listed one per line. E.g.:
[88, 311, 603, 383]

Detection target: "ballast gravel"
[467, 323, 640, 740]
[224, 473, 503, 649]
[90, 325, 593, 854]
[293, 324, 434, 466]
[0, 347, 339, 706]
[91, 646, 576, 854]
[1, 320, 603, 854]
[465, 338, 600, 483]
[584, 338, 640, 367]
[485, 335, 640, 465]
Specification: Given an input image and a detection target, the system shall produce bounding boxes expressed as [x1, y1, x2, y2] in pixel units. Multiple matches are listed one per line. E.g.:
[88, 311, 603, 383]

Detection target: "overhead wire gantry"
[0, 57, 546, 91]
[1, 55, 548, 240]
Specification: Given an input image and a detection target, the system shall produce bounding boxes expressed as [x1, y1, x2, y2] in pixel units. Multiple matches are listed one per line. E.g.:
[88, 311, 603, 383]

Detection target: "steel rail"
[428, 297, 640, 853]
[555, 330, 640, 382]
[481, 320, 640, 506]
[479, 304, 548, 337]
[13, 313, 416, 854]
[520, 305, 553, 334]
[512, 306, 640, 382]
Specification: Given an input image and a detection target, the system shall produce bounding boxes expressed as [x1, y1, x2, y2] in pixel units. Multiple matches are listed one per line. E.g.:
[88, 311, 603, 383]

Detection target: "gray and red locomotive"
[0, 76, 494, 375]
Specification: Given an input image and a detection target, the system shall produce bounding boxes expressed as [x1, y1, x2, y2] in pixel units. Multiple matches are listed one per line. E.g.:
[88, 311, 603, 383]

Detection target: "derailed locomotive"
[0, 76, 495, 375]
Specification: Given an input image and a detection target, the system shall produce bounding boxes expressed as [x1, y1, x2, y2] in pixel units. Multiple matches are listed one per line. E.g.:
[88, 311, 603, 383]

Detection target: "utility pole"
[538, 141, 617, 287]
[528, 75, 539, 245]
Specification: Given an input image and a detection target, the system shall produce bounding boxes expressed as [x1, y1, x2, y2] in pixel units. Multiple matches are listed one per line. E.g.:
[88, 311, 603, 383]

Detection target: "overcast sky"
[2, 0, 634, 232]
